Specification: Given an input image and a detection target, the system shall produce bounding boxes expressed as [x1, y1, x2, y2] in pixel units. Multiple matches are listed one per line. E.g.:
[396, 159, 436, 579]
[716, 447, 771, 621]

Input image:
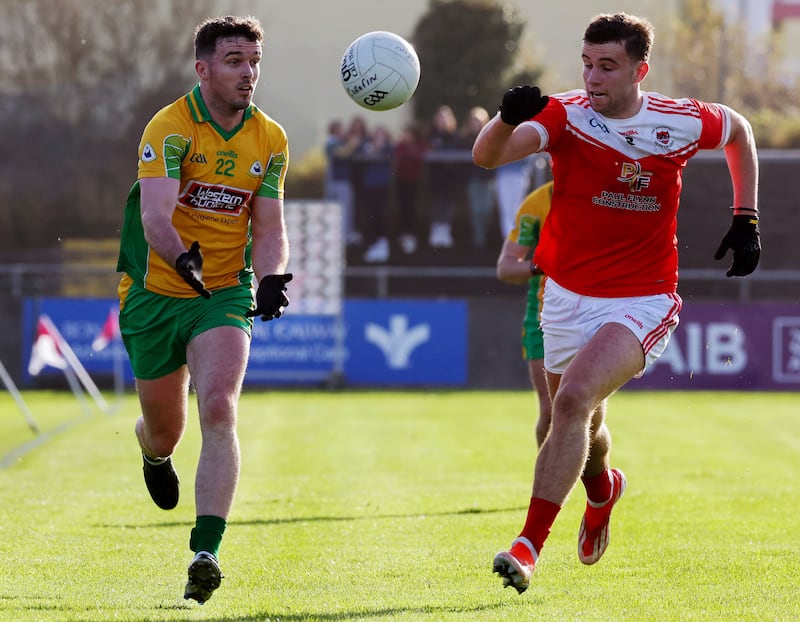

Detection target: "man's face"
[199, 36, 262, 112]
[581, 40, 646, 119]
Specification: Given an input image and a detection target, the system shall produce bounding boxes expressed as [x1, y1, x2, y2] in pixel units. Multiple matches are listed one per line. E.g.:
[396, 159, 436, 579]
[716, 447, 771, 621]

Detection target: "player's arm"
[140, 176, 211, 297]
[247, 196, 292, 321]
[251, 196, 289, 279]
[473, 86, 548, 169]
[723, 108, 759, 211]
[496, 239, 535, 284]
[473, 115, 542, 169]
[139, 177, 186, 264]
[252, 135, 289, 275]
[714, 107, 761, 277]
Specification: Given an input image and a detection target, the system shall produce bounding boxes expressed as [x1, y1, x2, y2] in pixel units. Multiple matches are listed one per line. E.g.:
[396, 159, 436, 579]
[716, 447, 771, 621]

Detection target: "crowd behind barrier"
[1, 118, 798, 389]
[324, 109, 552, 266]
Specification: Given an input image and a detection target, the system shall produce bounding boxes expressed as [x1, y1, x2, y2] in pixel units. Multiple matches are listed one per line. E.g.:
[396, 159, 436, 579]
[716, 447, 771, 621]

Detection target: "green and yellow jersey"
[117, 84, 289, 300]
[508, 181, 552, 360]
[509, 181, 552, 264]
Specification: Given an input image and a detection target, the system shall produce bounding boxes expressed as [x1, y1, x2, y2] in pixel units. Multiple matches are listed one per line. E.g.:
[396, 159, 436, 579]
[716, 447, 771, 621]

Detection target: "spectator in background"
[495, 154, 533, 239]
[426, 104, 461, 249]
[393, 121, 429, 255]
[344, 115, 370, 247]
[324, 119, 356, 245]
[360, 125, 395, 263]
[459, 106, 496, 251]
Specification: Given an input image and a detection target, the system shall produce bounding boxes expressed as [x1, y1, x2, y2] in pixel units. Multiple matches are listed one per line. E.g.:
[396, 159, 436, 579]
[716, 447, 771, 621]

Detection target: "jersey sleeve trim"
[714, 103, 733, 148]
[691, 99, 733, 150]
[163, 134, 191, 179]
[257, 150, 288, 199]
[521, 121, 550, 151]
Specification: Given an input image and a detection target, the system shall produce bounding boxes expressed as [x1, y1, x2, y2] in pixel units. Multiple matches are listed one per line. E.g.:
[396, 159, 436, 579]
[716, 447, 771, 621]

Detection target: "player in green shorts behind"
[116, 15, 291, 604]
[496, 181, 554, 446]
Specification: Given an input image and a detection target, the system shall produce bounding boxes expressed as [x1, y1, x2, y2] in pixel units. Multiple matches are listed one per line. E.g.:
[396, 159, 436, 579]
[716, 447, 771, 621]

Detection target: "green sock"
[189, 515, 227, 559]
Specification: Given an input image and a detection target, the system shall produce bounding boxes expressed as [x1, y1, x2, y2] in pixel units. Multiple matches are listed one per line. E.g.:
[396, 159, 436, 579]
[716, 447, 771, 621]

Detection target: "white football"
[339, 31, 421, 111]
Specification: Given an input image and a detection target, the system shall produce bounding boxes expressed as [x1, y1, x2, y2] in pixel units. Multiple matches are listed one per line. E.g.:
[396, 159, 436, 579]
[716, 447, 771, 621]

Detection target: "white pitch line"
[0, 414, 93, 470]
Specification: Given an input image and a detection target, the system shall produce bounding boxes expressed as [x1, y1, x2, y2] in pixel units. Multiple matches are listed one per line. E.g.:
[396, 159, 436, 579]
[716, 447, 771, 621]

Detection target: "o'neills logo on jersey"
[179, 181, 251, 214]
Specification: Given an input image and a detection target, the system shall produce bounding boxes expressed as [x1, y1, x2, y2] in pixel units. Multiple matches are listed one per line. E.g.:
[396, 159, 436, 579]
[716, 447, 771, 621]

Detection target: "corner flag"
[28, 316, 68, 376]
[92, 306, 120, 352]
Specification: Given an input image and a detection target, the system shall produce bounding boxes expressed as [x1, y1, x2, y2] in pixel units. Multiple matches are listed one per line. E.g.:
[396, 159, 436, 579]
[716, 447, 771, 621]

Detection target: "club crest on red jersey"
[653, 126, 674, 149]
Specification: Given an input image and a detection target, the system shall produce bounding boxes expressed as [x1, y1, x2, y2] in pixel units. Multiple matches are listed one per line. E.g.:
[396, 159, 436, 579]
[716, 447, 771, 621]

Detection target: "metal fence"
[3, 263, 800, 301]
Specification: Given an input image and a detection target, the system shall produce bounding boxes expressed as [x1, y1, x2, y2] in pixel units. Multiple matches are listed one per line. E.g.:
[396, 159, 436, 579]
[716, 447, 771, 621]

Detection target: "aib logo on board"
[773, 317, 800, 383]
[365, 315, 430, 369]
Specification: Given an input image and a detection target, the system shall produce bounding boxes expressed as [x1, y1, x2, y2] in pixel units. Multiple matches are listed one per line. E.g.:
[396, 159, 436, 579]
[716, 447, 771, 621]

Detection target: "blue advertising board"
[341, 299, 467, 386]
[22, 298, 468, 387]
[22, 298, 132, 382]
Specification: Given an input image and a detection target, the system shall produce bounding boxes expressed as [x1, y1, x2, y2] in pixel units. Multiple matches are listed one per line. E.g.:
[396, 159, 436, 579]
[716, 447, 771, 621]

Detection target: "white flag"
[92, 306, 120, 352]
[28, 316, 68, 376]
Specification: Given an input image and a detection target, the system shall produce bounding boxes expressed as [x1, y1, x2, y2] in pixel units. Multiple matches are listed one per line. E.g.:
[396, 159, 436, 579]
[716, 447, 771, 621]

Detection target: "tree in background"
[665, 0, 800, 147]
[2, 0, 799, 252]
[410, 0, 544, 126]
[665, 0, 729, 103]
[0, 0, 218, 252]
[409, 0, 800, 147]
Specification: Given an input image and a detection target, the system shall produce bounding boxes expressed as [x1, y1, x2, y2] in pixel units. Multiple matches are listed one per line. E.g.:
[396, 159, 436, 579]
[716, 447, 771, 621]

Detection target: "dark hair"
[583, 13, 654, 62]
[194, 15, 264, 59]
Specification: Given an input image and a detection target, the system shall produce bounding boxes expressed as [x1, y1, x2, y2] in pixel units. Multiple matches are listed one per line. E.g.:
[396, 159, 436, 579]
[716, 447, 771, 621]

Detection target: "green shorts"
[522, 276, 545, 361]
[119, 284, 253, 380]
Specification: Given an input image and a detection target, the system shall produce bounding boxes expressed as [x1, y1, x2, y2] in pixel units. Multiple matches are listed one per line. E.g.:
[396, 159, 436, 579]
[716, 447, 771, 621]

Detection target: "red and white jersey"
[527, 89, 732, 297]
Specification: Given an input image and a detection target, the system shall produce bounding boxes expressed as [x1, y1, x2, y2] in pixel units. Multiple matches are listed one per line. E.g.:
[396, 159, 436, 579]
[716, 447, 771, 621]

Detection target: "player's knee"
[198, 391, 238, 429]
[136, 416, 181, 458]
[140, 427, 181, 458]
[552, 385, 593, 422]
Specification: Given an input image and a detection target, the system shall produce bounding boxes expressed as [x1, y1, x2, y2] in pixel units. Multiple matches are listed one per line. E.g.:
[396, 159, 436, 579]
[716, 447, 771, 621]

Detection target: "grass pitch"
[0, 389, 798, 621]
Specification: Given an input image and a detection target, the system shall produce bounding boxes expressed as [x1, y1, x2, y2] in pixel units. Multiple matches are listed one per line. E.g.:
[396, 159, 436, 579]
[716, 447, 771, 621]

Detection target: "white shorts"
[541, 279, 682, 376]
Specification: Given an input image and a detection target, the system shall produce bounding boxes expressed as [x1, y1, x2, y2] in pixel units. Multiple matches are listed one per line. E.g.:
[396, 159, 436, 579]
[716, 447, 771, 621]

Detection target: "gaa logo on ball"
[340, 31, 421, 111]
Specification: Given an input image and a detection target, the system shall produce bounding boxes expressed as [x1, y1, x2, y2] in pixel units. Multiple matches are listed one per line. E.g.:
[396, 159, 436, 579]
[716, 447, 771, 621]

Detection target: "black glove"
[499, 86, 549, 126]
[713, 214, 761, 277]
[247, 274, 293, 321]
[175, 241, 211, 298]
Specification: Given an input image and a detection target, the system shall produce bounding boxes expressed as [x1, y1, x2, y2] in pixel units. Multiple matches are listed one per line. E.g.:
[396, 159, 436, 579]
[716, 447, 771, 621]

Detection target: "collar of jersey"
[185, 84, 255, 140]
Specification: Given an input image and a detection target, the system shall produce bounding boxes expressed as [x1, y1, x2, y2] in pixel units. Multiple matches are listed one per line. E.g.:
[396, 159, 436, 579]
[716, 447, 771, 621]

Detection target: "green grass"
[0, 390, 798, 621]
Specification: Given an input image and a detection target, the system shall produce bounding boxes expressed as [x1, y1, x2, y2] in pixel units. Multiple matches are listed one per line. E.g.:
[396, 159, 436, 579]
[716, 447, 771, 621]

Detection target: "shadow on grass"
[0, 599, 522, 622]
[94, 505, 528, 530]
[190, 601, 515, 621]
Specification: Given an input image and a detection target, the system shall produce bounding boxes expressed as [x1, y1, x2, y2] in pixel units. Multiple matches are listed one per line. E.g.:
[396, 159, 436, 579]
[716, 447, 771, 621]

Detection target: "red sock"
[519, 497, 561, 554]
[582, 469, 612, 504]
